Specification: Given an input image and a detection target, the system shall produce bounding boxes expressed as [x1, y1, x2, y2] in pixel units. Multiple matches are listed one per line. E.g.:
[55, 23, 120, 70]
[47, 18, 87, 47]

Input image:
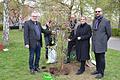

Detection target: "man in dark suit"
[91, 8, 112, 79]
[24, 11, 54, 74]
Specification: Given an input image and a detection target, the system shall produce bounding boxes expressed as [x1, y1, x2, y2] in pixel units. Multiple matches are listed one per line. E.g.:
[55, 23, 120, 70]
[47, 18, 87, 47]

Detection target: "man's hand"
[52, 31, 56, 34]
[68, 39, 71, 41]
[77, 37, 81, 40]
[25, 44, 29, 48]
[47, 46, 50, 48]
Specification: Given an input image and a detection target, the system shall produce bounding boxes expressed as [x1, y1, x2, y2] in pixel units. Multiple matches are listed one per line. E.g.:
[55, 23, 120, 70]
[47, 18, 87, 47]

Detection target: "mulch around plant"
[41, 61, 96, 80]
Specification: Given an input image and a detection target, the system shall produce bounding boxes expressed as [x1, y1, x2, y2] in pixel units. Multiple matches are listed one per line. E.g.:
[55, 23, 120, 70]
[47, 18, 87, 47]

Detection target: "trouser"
[45, 47, 48, 59]
[95, 52, 105, 76]
[45, 36, 50, 59]
[67, 41, 75, 61]
[29, 42, 41, 70]
[79, 60, 85, 71]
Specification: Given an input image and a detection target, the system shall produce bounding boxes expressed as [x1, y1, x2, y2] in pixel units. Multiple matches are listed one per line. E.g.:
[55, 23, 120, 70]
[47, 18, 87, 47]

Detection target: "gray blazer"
[24, 20, 51, 48]
[92, 17, 112, 53]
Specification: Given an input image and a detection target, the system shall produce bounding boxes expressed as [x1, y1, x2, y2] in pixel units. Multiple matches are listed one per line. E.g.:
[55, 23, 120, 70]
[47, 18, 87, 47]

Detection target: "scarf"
[93, 16, 103, 30]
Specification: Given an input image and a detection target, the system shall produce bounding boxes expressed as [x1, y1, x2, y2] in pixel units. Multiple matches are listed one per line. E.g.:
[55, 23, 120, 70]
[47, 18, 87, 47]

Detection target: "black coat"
[24, 20, 51, 48]
[75, 23, 92, 61]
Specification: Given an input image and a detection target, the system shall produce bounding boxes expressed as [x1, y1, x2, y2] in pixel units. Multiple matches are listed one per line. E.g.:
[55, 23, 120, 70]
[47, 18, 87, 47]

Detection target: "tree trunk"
[118, 12, 120, 28]
[19, 4, 23, 30]
[68, 10, 71, 21]
[3, 0, 9, 46]
[80, 7, 83, 16]
[79, 0, 83, 16]
[19, 0, 25, 30]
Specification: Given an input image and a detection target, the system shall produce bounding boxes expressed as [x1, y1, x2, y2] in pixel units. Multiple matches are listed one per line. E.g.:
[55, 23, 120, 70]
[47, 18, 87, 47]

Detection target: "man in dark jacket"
[24, 11, 54, 74]
[91, 8, 112, 79]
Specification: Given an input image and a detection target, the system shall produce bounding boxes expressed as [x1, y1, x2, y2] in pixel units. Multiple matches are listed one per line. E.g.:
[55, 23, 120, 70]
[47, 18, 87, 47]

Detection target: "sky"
[0, 0, 2, 2]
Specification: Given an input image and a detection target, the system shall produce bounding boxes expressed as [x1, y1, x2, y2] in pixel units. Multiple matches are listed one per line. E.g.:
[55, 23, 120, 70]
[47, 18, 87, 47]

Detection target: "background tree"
[3, 0, 9, 46]
[16, 0, 26, 30]
[0, 3, 3, 22]
[0, 0, 119, 29]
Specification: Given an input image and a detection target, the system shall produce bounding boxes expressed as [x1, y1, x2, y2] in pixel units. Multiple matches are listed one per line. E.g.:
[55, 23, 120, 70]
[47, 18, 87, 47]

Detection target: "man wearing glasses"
[91, 8, 112, 79]
[24, 11, 54, 74]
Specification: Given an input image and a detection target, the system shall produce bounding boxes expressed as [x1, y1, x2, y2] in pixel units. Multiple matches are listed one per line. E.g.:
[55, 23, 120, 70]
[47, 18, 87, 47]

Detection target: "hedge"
[112, 28, 120, 37]
[0, 24, 3, 31]
[0, 24, 120, 37]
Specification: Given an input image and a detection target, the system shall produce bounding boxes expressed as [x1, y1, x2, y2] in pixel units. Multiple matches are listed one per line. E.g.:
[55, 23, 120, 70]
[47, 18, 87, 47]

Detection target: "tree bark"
[3, 0, 9, 46]
[79, 0, 83, 16]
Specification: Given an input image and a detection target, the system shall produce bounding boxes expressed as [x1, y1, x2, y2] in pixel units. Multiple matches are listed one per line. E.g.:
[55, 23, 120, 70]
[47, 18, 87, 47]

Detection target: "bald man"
[91, 8, 112, 79]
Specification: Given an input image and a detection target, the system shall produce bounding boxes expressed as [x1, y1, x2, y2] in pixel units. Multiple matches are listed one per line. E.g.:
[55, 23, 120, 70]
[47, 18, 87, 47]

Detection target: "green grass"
[0, 30, 120, 80]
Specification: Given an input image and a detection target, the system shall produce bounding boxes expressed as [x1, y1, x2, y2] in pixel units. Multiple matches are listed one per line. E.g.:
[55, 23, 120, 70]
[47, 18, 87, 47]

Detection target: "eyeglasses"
[80, 19, 85, 20]
[95, 11, 101, 13]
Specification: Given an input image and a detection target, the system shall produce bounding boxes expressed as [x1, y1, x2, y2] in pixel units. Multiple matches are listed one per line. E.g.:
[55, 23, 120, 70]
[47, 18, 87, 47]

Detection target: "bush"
[112, 28, 120, 37]
[0, 24, 3, 31]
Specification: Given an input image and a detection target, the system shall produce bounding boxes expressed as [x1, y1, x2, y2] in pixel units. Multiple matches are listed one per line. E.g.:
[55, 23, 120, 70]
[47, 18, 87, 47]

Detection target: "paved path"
[108, 37, 120, 51]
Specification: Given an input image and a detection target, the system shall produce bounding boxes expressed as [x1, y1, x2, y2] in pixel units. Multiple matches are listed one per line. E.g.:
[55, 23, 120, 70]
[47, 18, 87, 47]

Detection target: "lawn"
[0, 30, 120, 80]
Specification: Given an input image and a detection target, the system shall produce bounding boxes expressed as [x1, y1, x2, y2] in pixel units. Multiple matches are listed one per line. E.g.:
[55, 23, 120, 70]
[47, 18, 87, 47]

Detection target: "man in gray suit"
[24, 11, 54, 74]
[91, 8, 112, 79]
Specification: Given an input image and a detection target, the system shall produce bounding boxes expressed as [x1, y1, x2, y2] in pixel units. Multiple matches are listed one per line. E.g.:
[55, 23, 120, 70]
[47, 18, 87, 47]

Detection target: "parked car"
[9, 22, 24, 29]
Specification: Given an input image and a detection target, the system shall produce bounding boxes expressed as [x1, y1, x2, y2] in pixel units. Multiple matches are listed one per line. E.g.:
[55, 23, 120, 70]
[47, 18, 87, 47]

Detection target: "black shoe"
[76, 70, 85, 75]
[91, 71, 99, 75]
[95, 73, 103, 79]
[30, 69, 35, 74]
[46, 55, 48, 59]
[35, 68, 41, 72]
